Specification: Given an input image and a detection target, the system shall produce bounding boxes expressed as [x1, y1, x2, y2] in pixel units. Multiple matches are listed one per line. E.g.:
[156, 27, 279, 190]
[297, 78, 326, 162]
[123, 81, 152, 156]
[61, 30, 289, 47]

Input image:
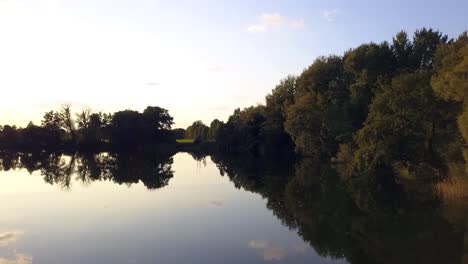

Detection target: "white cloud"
[208, 65, 223, 72]
[322, 9, 339, 22]
[146, 82, 160, 86]
[290, 19, 305, 30]
[260, 13, 286, 26]
[246, 13, 305, 33]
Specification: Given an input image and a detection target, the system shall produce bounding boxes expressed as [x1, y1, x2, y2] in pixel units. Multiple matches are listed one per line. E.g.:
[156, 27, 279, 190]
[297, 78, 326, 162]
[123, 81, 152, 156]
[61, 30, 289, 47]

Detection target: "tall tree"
[349, 71, 460, 177]
[432, 32, 468, 166]
[59, 104, 77, 142]
[286, 56, 351, 158]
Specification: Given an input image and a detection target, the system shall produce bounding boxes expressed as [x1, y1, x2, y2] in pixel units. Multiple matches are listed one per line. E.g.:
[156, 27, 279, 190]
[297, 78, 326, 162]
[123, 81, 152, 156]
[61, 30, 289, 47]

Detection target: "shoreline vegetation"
[1, 28, 467, 202]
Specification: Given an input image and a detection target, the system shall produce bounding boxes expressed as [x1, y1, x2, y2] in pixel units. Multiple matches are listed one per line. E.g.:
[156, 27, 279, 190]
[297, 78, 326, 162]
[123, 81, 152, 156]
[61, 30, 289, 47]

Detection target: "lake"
[0, 152, 466, 264]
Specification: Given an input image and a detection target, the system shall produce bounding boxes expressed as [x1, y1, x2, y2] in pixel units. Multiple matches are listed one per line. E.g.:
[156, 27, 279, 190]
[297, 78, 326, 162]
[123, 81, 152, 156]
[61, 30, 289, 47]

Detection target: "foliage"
[216, 77, 296, 155]
[349, 71, 461, 176]
[432, 32, 468, 144]
[215, 27, 466, 183]
[185, 120, 209, 142]
[176, 139, 195, 144]
[0, 105, 175, 151]
[216, 106, 268, 154]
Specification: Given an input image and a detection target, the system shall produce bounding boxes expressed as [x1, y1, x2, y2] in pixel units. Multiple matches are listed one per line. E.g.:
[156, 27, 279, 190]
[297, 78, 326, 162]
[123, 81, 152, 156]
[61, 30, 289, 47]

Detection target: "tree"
[216, 106, 268, 154]
[411, 28, 448, 70]
[109, 110, 143, 147]
[285, 56, 352, 158]
[349, 71, 460, 177]
[59, 104, 77, 142]
[0, 125, 19, 148]
[106, 107, 175, 148]
[142, 106, 174, 131]
[261, 76, 296, 154]
[344, 42, 396, 127]
[431, 32, 468, 167]
[185, 121, 209, 141]
[76, 110, 106, 146]
[208, 119, 223, 141]
[76, 108, 92, 130]
[392, 31, 413, 70]
[264, 75, 297, 131]
[41, 110, 62, 131]
[172, 128, 186, 139]
[285, 94, 323, 158]
[432, 32, 468, 142]
[391, 28, 449, 71]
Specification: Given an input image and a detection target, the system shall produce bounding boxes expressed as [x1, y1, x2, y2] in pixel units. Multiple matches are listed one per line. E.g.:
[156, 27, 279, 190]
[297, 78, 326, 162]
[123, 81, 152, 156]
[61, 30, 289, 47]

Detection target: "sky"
[0, 0, 466, 128]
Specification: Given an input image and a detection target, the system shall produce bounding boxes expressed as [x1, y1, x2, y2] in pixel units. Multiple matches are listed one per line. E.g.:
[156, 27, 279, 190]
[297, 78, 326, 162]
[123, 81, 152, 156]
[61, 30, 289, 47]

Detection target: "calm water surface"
[0, 153, 344, 264]
[0, 152, 467, 264]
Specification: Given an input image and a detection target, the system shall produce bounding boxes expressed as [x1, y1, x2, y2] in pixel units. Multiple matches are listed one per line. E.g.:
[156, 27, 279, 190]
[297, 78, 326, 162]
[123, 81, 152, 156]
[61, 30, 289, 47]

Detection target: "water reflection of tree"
[211, 153, 296, 227]
[103, 152, 174, 189]
[211, 154, 468, 264]
[41, 153, 76, 189]
[0, 151, 174, 190]
[0, 152, 20, 171]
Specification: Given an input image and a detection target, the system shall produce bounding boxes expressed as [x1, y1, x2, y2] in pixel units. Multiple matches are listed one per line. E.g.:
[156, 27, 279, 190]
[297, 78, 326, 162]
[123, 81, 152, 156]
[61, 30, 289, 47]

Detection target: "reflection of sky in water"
[0, 153, 347, 264]
[249, 240, 309, 261]
[0, 254, 32, 264]
[0, 231, 32, 264]
[0, 231, 23, 247]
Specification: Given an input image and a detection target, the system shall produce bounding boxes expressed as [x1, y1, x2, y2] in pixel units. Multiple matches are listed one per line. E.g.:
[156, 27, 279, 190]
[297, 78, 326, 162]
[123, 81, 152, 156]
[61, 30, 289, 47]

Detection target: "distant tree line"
[0, 105, 176, 150]
[199, 28, 467, 181]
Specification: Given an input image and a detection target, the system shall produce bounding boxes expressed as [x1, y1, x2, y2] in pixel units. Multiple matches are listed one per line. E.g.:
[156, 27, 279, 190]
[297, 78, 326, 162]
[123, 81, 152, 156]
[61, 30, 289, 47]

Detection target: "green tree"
[285, 94, 322, 158]
[392, 31, 413, 70]
[208, 119, 223, 141]
[142, 106, 174, 131]
[185, 120, 209, 141]
[261, 76, 296, 154]
[411, 28, 448, 70]
[431, 32, 468, 167]
[344, 42, 396, 127]
[286, 56, 351, 158]
[349, 71, 460, 177]
[216, 106, 267, 153]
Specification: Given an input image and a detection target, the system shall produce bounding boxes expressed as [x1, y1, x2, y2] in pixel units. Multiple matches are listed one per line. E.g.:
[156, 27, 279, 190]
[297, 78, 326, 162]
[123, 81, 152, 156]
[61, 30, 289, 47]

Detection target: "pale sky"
[0, 0, 466, 128]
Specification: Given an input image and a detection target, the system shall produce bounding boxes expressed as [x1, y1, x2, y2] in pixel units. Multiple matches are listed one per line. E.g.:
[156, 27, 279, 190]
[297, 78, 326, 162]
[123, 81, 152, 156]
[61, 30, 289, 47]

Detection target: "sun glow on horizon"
[0, 0, 273, 128]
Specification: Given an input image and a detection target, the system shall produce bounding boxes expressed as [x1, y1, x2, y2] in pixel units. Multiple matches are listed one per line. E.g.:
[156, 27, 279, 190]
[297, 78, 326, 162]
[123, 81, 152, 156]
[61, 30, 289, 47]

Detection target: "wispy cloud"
[246, 13, 305, 33]
[146, 81, 160, 86]
[290, 19, 305, 30]
[208, 65, 223, 72]
[322, 9, 339, 22]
